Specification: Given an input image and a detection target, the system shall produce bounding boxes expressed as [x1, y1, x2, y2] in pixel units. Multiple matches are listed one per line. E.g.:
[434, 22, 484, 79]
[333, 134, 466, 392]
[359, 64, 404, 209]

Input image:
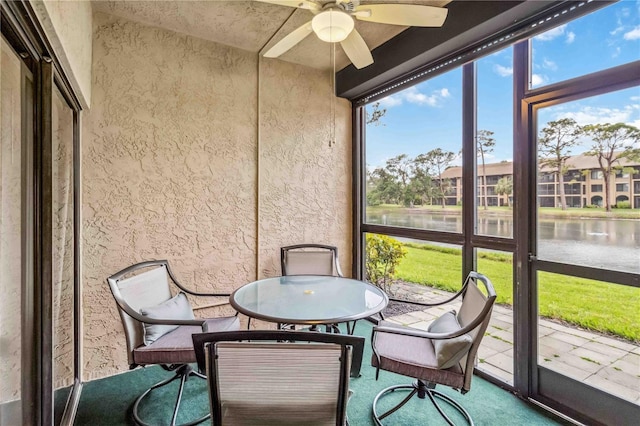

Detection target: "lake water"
[366, 211, 640, 274]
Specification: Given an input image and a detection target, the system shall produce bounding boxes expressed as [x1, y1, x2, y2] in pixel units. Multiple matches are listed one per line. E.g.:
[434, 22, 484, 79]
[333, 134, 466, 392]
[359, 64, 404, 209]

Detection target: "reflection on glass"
[52, 85, 74, 415]
[537, 87, 640, 274]
[537, 272, 639, 403]
[476, 46, 514, 238]
[365, 68, 463, 232]
[476, 249, 514, 385]
[531, 2, 640, 89]
[1, 37, 24, 423]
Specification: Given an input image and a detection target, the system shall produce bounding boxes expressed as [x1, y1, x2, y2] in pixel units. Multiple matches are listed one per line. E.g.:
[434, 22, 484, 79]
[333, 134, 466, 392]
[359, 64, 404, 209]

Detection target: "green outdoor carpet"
[73, 321, 564, 425]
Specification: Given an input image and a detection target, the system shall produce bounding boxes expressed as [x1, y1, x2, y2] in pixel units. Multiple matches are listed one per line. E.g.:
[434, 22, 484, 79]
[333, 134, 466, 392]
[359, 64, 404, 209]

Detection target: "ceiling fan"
[258, 0, 448, 69]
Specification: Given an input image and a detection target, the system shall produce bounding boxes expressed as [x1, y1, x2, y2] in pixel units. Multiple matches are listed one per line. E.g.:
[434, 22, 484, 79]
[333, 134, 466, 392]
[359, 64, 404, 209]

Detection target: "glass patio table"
[230, 275, 389, 328]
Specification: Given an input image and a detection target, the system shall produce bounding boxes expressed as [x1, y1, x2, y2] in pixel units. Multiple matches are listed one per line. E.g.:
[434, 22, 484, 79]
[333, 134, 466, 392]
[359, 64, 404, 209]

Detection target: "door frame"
[514, 39, 640, 425]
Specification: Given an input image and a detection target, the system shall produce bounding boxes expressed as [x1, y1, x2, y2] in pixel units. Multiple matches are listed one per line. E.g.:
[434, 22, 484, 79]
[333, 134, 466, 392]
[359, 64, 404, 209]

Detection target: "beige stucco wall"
[32, 0, 93, 108]
[258, 59, 352, 277]
[82, 12, 351, 380]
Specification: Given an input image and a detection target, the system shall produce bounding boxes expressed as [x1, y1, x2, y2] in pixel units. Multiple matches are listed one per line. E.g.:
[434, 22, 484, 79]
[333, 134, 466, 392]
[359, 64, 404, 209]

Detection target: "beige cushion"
[427, 311, 472, 369]
[140, 292, 195, 345]
[134, 316, 240, 365]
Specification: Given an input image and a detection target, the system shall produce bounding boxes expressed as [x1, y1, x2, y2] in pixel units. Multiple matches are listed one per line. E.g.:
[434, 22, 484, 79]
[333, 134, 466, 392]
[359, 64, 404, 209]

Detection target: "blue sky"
[366, 1, 640, 168]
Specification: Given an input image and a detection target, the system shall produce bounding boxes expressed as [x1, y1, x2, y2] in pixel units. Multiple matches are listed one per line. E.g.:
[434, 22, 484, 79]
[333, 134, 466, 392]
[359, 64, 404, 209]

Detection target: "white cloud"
[378, 94, 402, 107]
[612, 46, 621, 58]
[555, 106, 638, 127]
[623, 26, 640, 40]
[565, 31, 576, 44]
[534, 24, 567, 41]
[378, 86, 451, 108]
[542, 58, 558, 71]
[531, 74, 547, 87]
[493, 64, 513, 77]
[610, 25, 625, 36]
[630, 96, 640, 102]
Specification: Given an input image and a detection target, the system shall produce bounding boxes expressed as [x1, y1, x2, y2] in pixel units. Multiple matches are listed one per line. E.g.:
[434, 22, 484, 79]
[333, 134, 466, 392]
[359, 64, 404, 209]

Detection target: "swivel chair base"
[133, 364, 210, 426]
[372, 379, 473, 426]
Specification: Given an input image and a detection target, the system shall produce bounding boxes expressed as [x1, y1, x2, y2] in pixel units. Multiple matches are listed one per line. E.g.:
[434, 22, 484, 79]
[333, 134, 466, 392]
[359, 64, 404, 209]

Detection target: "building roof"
[441, 153, 639, 179]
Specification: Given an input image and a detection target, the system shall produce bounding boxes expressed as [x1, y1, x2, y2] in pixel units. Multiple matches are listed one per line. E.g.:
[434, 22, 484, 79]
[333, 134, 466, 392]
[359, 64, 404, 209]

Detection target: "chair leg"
[132, 364, 210, 426]
[371, 379, 474, 426]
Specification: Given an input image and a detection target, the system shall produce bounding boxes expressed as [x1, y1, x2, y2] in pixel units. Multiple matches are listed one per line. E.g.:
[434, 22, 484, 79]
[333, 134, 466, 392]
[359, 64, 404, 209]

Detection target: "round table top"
[230, 275, 389, 325]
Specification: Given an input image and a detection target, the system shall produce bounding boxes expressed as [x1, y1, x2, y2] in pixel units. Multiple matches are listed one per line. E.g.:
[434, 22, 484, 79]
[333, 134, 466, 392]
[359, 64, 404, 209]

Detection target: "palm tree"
[495, 176, 513, 207]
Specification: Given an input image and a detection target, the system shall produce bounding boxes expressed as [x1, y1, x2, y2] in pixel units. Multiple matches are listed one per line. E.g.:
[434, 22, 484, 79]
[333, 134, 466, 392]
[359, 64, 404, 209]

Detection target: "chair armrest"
[373, 324, 472, 341]
[192, 300, 231, 312]
[178, 288, 231, 298]
[114, 297, 206, 327]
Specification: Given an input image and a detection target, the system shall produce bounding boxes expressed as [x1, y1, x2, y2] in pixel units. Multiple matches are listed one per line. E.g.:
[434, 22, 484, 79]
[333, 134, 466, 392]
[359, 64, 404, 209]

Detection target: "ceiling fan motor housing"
[312, 9, 355, 42]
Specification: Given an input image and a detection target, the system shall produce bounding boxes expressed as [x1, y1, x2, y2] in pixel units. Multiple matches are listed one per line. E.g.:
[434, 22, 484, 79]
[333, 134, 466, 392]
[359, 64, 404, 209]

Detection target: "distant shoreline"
[367, 204, 640, 220]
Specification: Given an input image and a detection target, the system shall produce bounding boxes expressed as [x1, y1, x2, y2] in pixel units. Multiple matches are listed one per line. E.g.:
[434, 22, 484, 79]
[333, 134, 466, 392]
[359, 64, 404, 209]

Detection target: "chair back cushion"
[284, 251, 335, 276]
[209, 341, 350, 425]
[427, 311, 473, 369]
[456, 277, 494, 391]
[140, 292, 195, 345]
[116, 266, 172, 354]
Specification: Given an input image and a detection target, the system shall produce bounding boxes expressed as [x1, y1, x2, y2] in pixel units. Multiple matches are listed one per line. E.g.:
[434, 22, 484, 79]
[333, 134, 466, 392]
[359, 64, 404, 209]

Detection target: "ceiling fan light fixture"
[311, 9, 354, 43]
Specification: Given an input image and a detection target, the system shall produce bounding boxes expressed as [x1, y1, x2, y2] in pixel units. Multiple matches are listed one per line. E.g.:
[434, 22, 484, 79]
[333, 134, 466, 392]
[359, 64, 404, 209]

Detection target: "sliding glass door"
[0, 34, 35, 426]
[1, 2, 82, 424]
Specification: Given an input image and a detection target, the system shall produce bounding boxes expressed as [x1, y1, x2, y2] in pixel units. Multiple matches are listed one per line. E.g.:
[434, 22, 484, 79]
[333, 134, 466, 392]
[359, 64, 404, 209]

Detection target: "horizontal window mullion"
[361, 224, 465, 246]
[532, 258, 639, 288]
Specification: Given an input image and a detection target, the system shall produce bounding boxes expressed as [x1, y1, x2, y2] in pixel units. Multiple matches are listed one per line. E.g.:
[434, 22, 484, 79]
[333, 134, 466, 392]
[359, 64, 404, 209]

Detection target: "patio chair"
[107, 260, 240, 426]
[370, 271, 496, 425]
[192, 330, 365, 425]
[281, 243, 344, 277]
[280, 243, 356, 334]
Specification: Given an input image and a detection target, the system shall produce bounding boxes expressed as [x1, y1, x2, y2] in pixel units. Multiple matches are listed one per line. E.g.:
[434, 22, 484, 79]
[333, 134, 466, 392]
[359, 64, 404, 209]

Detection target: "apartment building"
[441, 154, 640, 209]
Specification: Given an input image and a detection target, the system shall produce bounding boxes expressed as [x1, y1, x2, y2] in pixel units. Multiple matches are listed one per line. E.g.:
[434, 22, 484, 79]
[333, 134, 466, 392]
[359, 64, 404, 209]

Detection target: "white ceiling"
[91, 1, 451, 71]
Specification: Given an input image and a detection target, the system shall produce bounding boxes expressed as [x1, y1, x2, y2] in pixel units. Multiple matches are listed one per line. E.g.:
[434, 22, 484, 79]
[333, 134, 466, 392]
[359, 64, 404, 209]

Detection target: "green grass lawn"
[367, 204, 640, 219]
[395, 244, 640, 342]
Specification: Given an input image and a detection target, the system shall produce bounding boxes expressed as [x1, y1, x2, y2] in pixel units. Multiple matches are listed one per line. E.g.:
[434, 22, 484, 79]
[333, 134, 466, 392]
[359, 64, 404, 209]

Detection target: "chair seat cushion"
[134, 316, 240, 365]
[372, 321, 464, 390]
[427, 310, 473, 369]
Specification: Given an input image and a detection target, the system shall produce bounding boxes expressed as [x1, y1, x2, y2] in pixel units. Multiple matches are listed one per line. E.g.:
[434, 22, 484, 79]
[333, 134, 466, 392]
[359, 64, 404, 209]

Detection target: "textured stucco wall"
[83, 13, 350, 380]
[52, 87, 75, 389]
[32, 0, 93, 108]
[258, 59, 352, 277]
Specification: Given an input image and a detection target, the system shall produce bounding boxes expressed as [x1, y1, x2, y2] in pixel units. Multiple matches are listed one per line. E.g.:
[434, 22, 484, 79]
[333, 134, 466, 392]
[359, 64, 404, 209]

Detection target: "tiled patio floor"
[386, 282, 640, 405]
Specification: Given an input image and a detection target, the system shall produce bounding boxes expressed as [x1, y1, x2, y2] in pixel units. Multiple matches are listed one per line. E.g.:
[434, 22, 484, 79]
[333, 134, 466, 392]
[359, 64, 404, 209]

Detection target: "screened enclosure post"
[512, 39, 534, 399]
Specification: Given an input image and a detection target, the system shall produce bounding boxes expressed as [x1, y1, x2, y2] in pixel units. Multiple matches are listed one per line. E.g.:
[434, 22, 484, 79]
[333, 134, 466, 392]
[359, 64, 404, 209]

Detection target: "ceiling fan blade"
[340, 29, 374, 69]
[254, 0, 320, 12]
[355, 4, 448, 27]
[263, 21, 314, 58]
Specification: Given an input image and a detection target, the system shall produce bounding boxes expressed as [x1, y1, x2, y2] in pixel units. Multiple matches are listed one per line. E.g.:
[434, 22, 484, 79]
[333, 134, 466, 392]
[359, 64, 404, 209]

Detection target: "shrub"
[583, 204, 600, 209]
[615, 201, 631, 209]
[365, 234, 407, 294]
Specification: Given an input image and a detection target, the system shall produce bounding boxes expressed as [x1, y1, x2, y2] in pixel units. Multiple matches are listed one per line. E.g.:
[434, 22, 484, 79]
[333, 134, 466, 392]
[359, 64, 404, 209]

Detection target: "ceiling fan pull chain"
[330, 41, 336, 147]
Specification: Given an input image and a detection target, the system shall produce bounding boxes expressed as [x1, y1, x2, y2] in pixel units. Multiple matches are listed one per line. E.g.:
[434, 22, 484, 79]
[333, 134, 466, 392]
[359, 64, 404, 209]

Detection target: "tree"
[582, 123, 640, 212]
[538, 118, 581, 210]
[495, 176, 513, 207]
[366, 102, 387, 126]
[418, 149, 457, 208]
[476, 130, 496, 210]
[411, 154, 437, 205]
[367, 166, 400, 205]
[385, 154, 414, 206]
